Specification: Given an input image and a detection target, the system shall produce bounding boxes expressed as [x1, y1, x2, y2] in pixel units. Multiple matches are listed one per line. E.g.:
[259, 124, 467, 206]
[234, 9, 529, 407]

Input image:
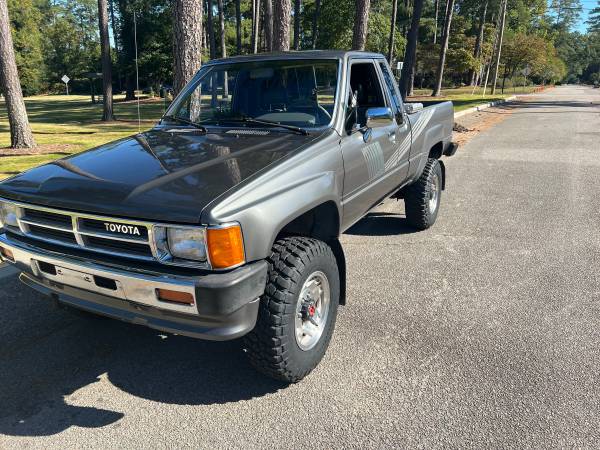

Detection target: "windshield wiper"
[222, 117, 309, 135]
[161, 115, 207, 132]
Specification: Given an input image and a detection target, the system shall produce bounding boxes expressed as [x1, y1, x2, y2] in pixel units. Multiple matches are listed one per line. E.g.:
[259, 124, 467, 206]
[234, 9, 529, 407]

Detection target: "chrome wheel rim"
[429, 172, 440, 214]
[295, 271, 331, 351]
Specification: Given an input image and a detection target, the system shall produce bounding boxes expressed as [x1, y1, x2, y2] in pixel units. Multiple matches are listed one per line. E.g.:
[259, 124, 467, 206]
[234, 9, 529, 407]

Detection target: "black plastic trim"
[443, 142, 459, 156]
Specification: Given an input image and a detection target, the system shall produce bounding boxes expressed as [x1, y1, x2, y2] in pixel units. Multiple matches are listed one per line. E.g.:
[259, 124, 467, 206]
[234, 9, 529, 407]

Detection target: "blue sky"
[576, 0, 597, 32]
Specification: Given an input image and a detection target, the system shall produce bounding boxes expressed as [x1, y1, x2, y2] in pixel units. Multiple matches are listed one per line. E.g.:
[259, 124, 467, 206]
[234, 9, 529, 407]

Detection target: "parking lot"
[1, 85, 599, 448]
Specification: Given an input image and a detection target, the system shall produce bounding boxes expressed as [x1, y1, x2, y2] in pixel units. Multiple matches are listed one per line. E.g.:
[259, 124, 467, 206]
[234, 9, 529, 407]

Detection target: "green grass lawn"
[0, 94, 166, 179]
[407, 85, 541, 112]
[0, 86, 543, 180]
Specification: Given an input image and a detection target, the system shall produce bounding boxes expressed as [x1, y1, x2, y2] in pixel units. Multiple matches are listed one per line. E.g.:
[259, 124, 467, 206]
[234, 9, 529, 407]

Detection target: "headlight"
[0, 201, 19, 228]
[167, 227, 208, 261]
[152, 223, 244, 269]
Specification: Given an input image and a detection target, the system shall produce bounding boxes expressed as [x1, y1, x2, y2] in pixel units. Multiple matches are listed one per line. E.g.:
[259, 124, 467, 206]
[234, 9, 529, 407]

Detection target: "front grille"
[23, 208, 72, 227]
[28, 224, 78, 244]
[85, 236, 153, 257]
[7, 202, 156, 263]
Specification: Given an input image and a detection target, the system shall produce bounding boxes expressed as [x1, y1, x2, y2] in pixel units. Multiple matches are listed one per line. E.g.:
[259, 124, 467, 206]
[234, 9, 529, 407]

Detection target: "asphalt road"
[1, 85, 599, 448]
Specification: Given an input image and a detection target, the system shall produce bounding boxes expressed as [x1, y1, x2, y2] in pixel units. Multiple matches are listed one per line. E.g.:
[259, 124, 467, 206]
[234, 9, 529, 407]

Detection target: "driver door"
[340, 59, 405, 228]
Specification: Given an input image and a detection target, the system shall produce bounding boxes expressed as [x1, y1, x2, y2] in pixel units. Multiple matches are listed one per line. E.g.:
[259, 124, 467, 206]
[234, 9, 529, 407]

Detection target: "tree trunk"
[408, 63, 415, 96]
[352, 0, 370, 50]
[387, 0, 398, 63]
[293, 0, 301, 50]
[108, 0, 121, 91]
[98, 0, 114, 121]
[264, 0, 273, 51]
[259, 2, 265, 50]
[125, 76, 135, 100]
[272, 0, 291, 51]
[490, 0, 506, 94]
[217, 0, 228, 98]
[433, 0, 438, 43]
[108, 0, 119, 52]
[469, 0, 488, 86]
[251, 0, 260, 53]
[399, 0, 423, 98]
[251, 0, 256, 51]
[203, 21, 208, 52]
[207, 0, 216, 59]
[235, 0, 242, 54]
[440, 0, 449, 40]
[402, 0, 409, 39]
[432, 0, 455, 96]
[173, 0, 203, 96]
[311, 0, 321, 49]
[0, 0, 35, 148]
[217, 0, 227, 58]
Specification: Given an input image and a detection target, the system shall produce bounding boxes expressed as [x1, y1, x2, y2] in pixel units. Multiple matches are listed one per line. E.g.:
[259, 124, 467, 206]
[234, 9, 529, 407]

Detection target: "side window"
[347, 62, 386, 128]
[378, 61, 403, 123]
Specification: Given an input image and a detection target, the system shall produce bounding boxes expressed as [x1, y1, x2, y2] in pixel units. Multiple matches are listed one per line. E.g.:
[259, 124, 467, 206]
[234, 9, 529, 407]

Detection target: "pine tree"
[273, 0, 291, 51]
[0, 0, 35, 148]
[587, 1, 600, 32]
[352, 0, 370, 50]
[432, 0, 456, 96]
[98, 0, 114, 121]
[399, 0, 424, 98]
[173, 0, 203, 95]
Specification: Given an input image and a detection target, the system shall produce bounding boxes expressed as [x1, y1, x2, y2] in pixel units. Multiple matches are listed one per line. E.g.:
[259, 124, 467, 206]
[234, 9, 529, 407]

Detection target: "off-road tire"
[243, 237, 340, 383]
[404, 158, 442, 230]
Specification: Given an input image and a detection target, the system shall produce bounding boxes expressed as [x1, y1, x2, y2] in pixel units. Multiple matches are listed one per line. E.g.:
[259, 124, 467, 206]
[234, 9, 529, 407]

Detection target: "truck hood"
[0, 127, 319, 223]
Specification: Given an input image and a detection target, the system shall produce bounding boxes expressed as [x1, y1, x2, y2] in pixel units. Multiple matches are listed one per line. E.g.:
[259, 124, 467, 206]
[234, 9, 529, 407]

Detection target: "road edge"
[454, 95, 517, 118]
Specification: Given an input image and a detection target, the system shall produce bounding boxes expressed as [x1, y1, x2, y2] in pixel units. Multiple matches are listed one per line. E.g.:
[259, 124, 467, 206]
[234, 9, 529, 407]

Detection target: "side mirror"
[365, 107, 393, 128]
[404, 103, 423, 114]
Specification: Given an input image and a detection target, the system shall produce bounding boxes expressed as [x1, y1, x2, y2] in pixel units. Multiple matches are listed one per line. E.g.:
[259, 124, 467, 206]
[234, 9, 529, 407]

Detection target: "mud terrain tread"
[243, 237, 337, 382]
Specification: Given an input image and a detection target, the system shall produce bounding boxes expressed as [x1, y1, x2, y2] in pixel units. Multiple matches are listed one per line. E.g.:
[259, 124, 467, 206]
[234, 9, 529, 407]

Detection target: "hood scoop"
[225, 129, 271, 136]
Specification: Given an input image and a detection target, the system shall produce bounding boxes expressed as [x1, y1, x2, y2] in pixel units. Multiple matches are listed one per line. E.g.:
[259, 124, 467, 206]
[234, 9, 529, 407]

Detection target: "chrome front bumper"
[0, 233, 267, 340]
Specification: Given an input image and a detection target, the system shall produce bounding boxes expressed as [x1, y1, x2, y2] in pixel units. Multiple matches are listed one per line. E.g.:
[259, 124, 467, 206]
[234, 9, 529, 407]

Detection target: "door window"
[347, 62, 386, 129]
[378, 61, 403, 123]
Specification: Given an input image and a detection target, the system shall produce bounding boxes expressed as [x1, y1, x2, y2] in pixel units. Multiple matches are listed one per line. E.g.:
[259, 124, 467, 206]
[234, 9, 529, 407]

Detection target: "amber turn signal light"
[0, 245, 14, 262]
[156, 288, 195, 305]
[206, 225, 245, 269]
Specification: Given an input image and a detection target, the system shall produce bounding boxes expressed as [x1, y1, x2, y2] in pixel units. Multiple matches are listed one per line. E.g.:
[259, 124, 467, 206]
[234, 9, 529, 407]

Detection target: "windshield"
[165, 59, 339, 129]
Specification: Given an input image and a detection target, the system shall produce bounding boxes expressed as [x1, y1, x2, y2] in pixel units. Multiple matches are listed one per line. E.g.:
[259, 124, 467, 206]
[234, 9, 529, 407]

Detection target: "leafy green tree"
[7, 0, 45, 95]
[43, 0, 101, 92]
[3, 0, 598, 97]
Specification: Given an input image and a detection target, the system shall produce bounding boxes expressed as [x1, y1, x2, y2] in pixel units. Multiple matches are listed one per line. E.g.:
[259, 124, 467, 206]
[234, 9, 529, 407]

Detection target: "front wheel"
[404, 158, 443, 230]
[243, 237, 340, 383]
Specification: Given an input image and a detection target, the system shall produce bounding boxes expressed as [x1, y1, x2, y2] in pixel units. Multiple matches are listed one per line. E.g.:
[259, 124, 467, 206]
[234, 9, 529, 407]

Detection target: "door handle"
[388, 130, 396, 143]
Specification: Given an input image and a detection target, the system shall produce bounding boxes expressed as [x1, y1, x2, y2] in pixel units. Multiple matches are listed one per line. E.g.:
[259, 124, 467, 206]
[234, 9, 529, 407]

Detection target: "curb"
[454, 95, 517, 118]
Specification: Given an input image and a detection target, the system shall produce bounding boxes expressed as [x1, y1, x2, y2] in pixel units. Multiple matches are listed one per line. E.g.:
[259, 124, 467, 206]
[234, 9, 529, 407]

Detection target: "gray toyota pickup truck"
[0, 50, 456, 382]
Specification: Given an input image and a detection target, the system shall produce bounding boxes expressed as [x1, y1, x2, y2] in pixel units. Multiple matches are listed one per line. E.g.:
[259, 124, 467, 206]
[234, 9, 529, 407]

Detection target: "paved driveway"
[1, 85, 599, 448]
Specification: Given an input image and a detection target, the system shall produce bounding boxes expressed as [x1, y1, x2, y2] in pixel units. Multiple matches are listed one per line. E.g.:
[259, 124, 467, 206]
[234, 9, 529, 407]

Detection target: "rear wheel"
[243, 237, 339, 383]
[404, 158, 442, 230]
